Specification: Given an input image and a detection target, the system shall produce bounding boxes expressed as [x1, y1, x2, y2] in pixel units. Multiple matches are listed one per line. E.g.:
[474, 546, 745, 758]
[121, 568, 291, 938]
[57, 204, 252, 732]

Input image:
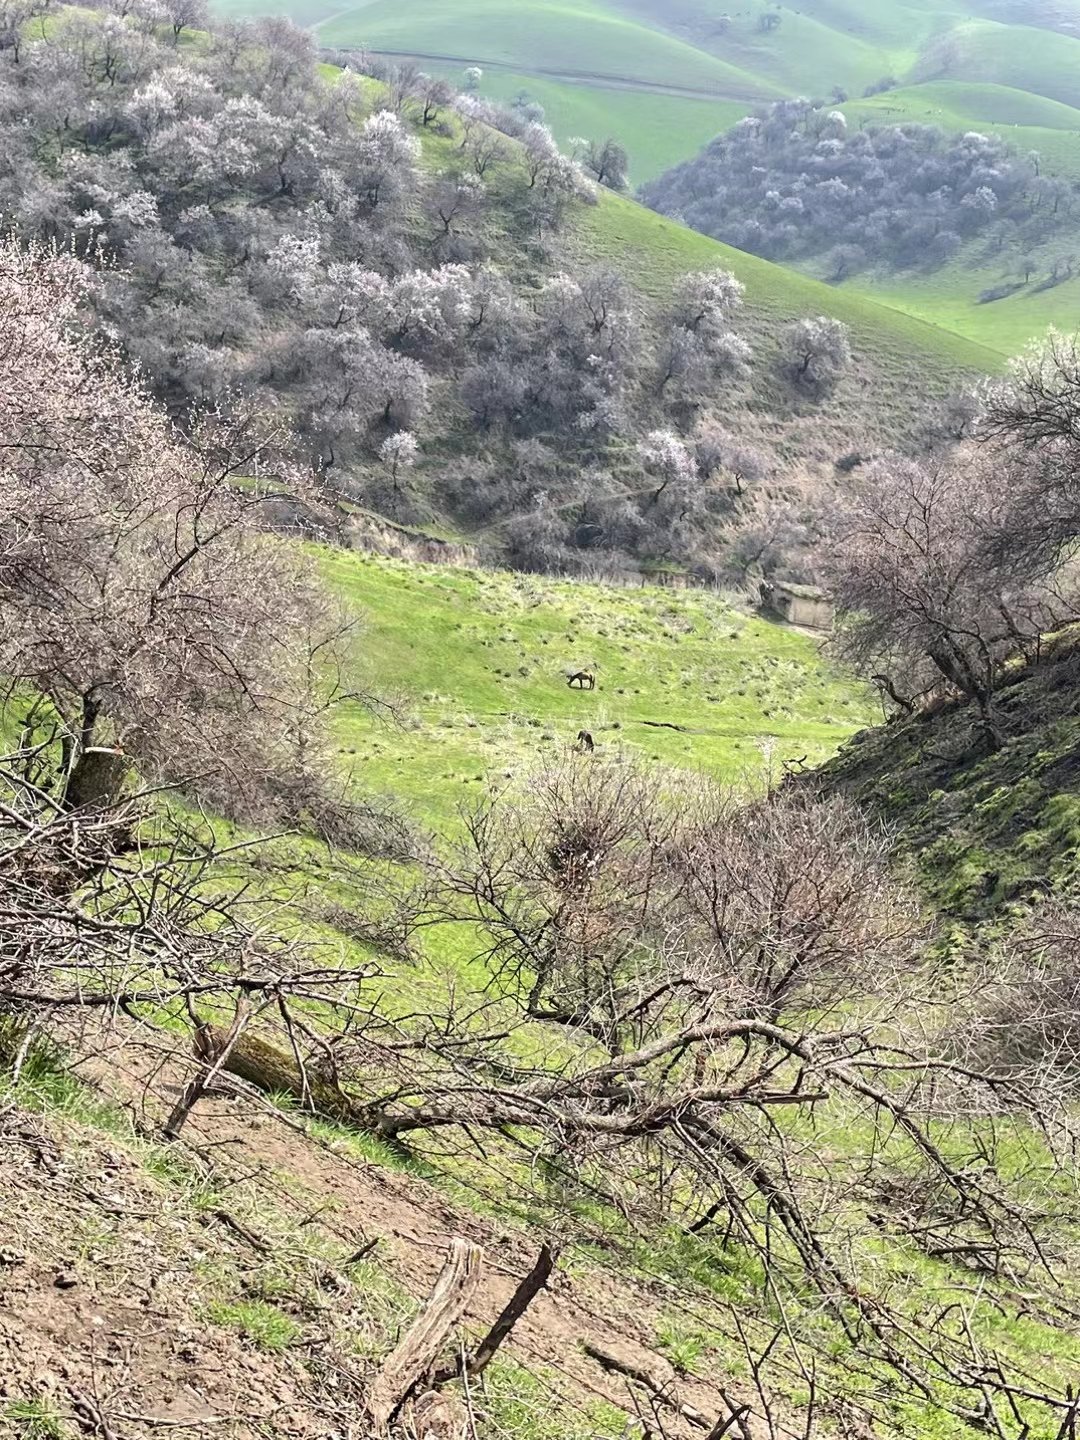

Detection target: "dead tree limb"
[433, 1242, 559, 1384]
[366, 1239, 484, 1430]
[163, 1001, 250, 1141]
[706, 1405, 753, 1440]
[583, 1341, 710, 1429]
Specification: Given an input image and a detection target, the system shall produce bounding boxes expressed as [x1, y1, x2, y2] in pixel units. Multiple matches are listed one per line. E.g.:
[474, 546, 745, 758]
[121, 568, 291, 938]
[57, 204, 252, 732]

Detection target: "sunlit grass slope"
[416, 69, 746, 185]
[578, 187, 1004, 374]
[843, 262, 1080, 360]
[212, 0, 1080, 185]
[321, 550, 871, 825]
[315, 0, 778, 101]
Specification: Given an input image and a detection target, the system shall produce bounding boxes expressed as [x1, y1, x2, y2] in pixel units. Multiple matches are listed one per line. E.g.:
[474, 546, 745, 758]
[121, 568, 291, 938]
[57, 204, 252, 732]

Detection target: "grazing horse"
[576, 730, 595, 754]
[567, 669, 596, 690]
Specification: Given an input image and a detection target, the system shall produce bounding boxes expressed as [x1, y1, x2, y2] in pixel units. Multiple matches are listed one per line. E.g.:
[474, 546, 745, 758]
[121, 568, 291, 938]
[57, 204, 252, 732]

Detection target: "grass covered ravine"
[320, 548, 871, 822]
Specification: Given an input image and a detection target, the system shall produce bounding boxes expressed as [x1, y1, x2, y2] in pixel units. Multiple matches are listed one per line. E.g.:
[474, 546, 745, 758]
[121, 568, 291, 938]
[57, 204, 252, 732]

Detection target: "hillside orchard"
[0, 0, 885, 583]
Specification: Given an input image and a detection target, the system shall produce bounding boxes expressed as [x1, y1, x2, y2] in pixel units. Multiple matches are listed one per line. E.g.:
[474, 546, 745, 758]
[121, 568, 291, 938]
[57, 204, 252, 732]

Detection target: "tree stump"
[366, 1239, 484, 1431]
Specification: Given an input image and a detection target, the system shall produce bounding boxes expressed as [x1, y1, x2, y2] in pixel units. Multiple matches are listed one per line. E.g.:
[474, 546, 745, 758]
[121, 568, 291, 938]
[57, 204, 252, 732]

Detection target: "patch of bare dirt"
[0, 1027, 772, 1439]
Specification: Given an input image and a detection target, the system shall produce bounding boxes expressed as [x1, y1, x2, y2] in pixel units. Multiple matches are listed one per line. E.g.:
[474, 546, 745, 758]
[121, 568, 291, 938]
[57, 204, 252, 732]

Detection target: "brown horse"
[567, 669, 596, 690]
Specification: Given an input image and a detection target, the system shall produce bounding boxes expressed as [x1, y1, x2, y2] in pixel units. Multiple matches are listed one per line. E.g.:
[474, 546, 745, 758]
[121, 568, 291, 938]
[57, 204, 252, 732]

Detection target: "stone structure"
[759, 580, 834, 631]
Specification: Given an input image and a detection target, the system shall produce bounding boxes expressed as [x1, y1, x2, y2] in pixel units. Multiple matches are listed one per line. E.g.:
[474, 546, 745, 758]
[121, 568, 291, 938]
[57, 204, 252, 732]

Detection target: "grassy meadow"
[320, 548, 871, 826]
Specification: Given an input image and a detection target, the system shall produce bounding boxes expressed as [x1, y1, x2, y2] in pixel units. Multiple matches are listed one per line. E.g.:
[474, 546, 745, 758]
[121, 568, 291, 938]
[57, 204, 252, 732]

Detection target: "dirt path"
[322, 42, 772, 105]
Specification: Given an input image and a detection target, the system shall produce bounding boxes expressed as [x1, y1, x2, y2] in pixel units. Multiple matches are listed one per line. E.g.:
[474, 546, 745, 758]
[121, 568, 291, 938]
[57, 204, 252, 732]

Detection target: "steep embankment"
[814, 642, 1080, 923]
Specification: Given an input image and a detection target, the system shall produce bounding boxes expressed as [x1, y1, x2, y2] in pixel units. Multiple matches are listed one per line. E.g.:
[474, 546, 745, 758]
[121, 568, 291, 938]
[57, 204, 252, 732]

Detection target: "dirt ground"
[0, 1029, 768, 1440]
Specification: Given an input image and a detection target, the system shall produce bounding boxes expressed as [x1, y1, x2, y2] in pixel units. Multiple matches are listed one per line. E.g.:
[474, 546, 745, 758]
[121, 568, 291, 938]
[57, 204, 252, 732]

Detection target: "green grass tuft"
[205, 1298, 302, 1352]
[3, 1400, 70, 1440]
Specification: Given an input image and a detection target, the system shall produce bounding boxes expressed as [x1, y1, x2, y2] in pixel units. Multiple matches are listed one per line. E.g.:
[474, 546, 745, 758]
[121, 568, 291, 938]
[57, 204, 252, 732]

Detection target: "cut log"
[366, 1239, 484, 1431]
[407, 1390, 470, 1440]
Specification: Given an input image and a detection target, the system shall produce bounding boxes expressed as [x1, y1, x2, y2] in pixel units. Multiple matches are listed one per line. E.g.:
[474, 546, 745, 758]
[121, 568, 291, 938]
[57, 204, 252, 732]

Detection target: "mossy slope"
[815, 647, 1080, 922]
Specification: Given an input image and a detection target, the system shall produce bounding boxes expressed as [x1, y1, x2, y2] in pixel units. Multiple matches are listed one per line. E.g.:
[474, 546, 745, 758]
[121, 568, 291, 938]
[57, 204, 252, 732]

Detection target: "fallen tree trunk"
[201, 1025, 371, 1129]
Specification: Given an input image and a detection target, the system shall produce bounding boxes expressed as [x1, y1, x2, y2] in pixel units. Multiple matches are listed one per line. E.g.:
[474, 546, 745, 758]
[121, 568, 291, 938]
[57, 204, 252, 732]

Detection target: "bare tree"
[0, 0, 49, 60]
[0, 236, 366, 822]
[202, 755, 1080, 1431]
[573, 135, 629, 191]
[693, 421, 768, 496]
[779, 315, 852, 396]
[981, 328, 1080, 565]
[468, 129, 508, 178]
[415, 72, 454, 127]
[820, 450, 1076, 742]
[659, 268, 752, 400]
[963, 904, 1080, 1087]
[165, 0, 206, 42]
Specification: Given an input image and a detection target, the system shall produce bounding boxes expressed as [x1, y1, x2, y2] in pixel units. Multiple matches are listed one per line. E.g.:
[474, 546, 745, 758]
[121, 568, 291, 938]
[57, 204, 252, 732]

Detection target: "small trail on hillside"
[323, 42, 772, 104]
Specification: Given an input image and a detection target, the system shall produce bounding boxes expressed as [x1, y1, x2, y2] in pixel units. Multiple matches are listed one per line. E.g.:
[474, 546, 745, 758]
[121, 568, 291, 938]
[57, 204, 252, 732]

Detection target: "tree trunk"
[202, 1025, 372, 1128]
[63, 747, 130, 812]
[928, 640, 1001, 751]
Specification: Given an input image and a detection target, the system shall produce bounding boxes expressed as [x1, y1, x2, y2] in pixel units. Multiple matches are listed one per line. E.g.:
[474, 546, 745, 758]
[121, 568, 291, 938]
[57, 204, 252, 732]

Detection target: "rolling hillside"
[8, 12, 1080, 1440]
[207, 0, 1080, 353]
[209, 0, 1080, 184]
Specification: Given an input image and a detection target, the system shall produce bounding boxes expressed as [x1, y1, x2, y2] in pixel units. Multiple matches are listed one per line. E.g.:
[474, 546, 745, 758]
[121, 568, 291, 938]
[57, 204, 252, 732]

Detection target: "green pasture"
[319, 549, 870, 825]
[211, 0, 1080, 184]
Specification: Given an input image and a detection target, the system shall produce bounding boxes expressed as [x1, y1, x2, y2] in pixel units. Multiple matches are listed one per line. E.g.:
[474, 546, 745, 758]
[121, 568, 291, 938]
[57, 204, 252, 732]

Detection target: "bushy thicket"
[641, 100, 1042, 279]
[0, 3, 603, 468]
[0, 3, 860, 580]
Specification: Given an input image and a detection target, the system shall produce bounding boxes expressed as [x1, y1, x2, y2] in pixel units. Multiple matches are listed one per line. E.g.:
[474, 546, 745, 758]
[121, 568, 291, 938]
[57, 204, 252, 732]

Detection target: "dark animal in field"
[567, 669, 596, 690]
[576, 730, 595, 753]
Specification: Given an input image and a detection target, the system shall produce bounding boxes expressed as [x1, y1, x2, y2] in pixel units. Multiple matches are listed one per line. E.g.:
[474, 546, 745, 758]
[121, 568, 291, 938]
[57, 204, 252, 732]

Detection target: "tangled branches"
[310, 758, 1080, 1432]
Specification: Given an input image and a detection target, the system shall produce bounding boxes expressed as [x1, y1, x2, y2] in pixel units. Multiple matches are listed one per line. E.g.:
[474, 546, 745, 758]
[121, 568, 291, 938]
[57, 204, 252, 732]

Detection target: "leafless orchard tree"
[0, 236, 423, 1138]
[962, 903, 1080, 1088]
[820, 449, 1078, 742]
[779, 316, 852, 397]
[981, 327, 1080, 566]
[822, 335, 1080, 743]
[0, 236, 382, 832]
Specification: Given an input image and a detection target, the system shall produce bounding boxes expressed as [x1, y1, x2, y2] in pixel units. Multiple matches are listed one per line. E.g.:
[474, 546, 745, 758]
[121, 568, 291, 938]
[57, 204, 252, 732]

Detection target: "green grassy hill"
[410, 80, 1004, 382]
[210, 0, 1080, 185]
[578, 186, 1001, 376]
[208, 0, 1080, 355]
[834, 82, 1080, 354]
[321, 549, 871, 824]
